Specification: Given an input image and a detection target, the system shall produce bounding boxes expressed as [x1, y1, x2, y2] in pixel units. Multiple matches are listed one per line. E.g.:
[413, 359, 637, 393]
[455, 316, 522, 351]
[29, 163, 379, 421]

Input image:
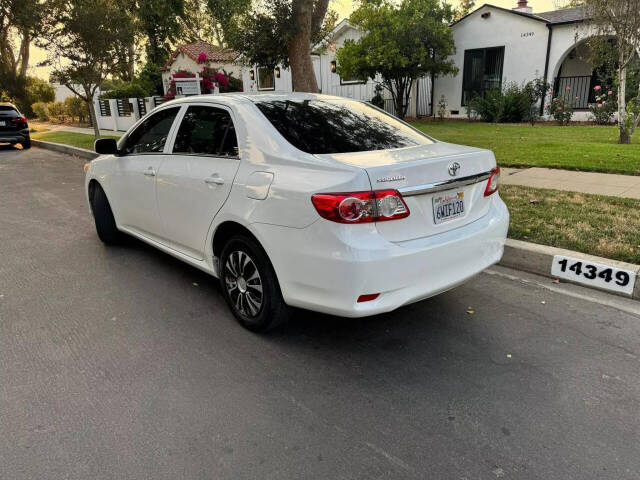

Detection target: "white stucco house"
[161, 40, 243, 95]
[433, 2, 601, 120]
[240, 20, 433, 117]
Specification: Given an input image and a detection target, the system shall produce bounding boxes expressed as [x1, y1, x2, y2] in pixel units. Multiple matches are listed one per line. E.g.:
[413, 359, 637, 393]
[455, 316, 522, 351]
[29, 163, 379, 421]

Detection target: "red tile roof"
[163, 40, 239, 70]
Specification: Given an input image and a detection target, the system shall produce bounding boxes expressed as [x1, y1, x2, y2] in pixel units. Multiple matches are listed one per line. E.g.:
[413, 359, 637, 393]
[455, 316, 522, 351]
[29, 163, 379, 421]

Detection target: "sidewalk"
[502, 167, 640, 199]
[42, 124, 122, 137]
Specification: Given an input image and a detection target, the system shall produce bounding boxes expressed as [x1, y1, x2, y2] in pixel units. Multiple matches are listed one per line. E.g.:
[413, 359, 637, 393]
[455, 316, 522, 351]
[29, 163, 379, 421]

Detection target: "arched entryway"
[550, 37, 613, 110]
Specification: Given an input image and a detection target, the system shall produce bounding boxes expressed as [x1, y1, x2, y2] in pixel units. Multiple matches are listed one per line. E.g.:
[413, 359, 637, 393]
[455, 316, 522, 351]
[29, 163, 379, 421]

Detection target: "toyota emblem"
[448, 162, 461, 177]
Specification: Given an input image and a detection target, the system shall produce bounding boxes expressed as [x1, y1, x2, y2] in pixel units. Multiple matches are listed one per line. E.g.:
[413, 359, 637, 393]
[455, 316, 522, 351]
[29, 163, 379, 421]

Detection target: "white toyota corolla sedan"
[86, 93, 508, 331]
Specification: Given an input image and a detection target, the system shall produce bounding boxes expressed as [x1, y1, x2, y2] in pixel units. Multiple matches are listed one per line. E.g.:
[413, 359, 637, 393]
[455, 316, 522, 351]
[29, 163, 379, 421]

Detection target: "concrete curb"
[499, 238, 640, 300]
[31, 139, 98, 160]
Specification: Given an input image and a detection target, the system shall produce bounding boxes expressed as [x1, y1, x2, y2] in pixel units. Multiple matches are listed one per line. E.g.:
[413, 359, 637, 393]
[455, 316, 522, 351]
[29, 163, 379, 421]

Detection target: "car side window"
[121, 107, 179, 154]
[172, 106, 239, 157]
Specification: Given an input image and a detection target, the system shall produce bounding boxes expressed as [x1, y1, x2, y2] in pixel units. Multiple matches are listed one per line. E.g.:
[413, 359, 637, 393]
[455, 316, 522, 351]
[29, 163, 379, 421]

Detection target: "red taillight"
[311, 189, 410, 224]
[484, 167, 500, 197]
[357, 293, 380, 303]
[12, 116, 27, 126]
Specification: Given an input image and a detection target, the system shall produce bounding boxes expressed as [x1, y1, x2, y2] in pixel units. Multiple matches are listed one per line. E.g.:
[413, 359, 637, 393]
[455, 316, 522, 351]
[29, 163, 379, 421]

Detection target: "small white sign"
[175, 80, 200, 96]
[551, 255, 636, 296]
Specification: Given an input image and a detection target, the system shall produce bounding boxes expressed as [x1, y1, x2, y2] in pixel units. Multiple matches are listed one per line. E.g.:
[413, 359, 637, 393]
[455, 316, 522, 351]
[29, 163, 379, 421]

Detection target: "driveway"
[1, 146, 639, 479]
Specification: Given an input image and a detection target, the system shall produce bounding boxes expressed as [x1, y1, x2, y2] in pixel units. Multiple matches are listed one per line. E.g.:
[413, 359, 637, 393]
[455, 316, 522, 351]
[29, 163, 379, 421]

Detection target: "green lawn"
[501, 184, 640, 264]
[32, 131, 120, 150]
[411, 121, 640, 176]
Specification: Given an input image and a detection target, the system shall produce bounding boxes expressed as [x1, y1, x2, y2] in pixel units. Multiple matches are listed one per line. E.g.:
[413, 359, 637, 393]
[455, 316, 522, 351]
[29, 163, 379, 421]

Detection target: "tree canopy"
[229, 0, 336, 92]
[39, 0, 136, 136]
[336, 0, 457, 118]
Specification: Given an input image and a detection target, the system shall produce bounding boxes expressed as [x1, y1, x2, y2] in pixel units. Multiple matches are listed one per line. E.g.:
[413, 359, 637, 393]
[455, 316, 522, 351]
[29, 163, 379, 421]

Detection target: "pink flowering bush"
[163, 67, 242, 100]
[197, 52, 207, 64]
[546, 96, 573, 125]
[588, 86, 616, 125]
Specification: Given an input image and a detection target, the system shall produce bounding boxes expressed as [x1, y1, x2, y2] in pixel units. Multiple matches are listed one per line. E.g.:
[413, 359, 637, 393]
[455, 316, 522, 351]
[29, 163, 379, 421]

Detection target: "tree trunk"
[617, 62, 630, 144]
[127, 43, 135, 81]
[288, 0, 318, 93]
[394, 81, 406, 120]
[88, 100, 101, 139]
[18, 29, 29, 78]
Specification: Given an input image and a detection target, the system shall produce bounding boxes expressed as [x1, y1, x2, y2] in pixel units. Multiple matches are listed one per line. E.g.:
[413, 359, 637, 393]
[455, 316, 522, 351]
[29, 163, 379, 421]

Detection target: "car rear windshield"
[254, 99, 433, 154]
[0, 106, 18, 114]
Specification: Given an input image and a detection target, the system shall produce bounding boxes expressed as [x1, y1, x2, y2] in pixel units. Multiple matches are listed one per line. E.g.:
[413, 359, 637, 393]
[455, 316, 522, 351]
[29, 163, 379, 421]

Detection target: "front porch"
[552, 42, 605, 110]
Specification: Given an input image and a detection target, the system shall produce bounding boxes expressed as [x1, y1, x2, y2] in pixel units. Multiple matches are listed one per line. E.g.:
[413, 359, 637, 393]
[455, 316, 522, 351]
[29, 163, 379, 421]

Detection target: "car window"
[173, 105, 238, 157]
[121, 107, 179, 154]
[0, 105, 19, 116]
[254, 99, 433, 154]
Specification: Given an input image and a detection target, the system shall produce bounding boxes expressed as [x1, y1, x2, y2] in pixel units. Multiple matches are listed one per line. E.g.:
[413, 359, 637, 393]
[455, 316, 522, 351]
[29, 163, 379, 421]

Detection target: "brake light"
[484, 167, 500, 197]
[357, 293, 380, 303]
[11, 116, 27, 126]
[311, 189, 410, 223]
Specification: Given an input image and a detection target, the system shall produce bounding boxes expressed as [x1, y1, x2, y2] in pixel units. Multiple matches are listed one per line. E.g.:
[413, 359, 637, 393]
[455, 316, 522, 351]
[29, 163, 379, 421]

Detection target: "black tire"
[219, 235, 290, 332]
[90, 184, 123, 244]
[21, 137, 31, 149]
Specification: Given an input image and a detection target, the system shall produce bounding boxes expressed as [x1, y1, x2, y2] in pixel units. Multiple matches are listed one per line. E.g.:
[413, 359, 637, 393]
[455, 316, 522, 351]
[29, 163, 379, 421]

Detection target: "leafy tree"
[180, 0, 250, 47]
[0, 0, 51, 107]
[456, 0, 476, 20]
[135, 0, 185, 68]
[585, 0, 640, 143]
[337, 0, 457, 119]
[23, 76, 55, 116]
[230, 0, 336, 92]
[39, 0, 135, 137]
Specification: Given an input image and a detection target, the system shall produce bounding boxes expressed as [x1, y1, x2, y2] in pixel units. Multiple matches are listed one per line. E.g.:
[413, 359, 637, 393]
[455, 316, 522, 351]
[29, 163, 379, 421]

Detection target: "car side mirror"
[94, 138, 119, 155]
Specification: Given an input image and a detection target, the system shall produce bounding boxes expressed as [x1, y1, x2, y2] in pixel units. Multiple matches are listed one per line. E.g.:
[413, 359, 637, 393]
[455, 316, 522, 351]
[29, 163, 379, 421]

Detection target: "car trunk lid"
[315, 142, 497, 242]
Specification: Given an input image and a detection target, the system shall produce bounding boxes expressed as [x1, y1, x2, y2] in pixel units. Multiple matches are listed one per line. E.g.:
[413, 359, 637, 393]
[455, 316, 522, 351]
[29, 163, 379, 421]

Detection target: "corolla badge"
[376, 175, 406, 183]
[448, 162, 461, 177]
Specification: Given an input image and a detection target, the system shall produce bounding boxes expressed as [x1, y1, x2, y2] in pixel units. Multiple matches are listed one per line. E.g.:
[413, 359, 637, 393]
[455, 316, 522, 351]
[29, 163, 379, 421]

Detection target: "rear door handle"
[143, 167, 156, 177]
[204, 176, 225, 185]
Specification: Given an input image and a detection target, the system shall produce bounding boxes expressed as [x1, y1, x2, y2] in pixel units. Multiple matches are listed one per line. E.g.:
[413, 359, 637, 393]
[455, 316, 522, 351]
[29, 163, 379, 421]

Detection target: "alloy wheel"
[224, 250, 264, 318]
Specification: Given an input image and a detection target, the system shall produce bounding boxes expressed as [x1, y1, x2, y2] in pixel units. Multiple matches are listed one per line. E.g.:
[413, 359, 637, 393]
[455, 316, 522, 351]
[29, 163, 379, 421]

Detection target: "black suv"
[0, 103, 31, 149]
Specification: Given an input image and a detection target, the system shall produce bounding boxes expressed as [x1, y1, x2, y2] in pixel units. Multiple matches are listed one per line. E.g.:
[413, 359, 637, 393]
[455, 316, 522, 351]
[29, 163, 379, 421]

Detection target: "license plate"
[433, 191, 465, 224]
[551, 255, 636, 296]
[0, 121, 5, 127]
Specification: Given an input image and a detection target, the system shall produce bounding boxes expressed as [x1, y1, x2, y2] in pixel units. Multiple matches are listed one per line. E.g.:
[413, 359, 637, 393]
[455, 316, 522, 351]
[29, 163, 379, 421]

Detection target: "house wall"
[161, 53, 242, 94]
[240, 25, 382, 105]
[241, 64, 295, 94]
[52, 83, 81, 102]
[433, 6, 550, 118]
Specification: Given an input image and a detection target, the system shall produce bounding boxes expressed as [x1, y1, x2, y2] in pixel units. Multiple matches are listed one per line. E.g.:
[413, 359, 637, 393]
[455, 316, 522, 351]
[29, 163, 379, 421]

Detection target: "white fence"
[94, 96, 167, 131]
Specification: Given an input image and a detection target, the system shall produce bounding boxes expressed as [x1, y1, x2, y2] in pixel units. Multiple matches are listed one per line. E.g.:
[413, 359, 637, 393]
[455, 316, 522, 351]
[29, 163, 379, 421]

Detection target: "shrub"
[47, 101, 66, 122]
[64, 97, 88, 123]
[522, 76, 550, 126]
[469, 89, 503, 123]
[32, 102, 50, 121]
[546, 95, 574, 125]
[589, 86, 616, 125]
[100, 81, 151, 99]
[469, 80, 547, 124]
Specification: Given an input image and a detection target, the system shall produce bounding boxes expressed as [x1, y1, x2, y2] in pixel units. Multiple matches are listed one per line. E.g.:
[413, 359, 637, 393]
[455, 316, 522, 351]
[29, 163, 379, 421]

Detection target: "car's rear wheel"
[219, 235, 290, 332]
[21, 137, 31, 149]
[90, 184, 124, 245]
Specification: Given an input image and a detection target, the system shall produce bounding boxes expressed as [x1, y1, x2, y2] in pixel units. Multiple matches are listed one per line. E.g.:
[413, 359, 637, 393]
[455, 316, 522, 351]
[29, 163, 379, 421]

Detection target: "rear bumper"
[253, 195, 509, 317]
[0, 129, 29, 144]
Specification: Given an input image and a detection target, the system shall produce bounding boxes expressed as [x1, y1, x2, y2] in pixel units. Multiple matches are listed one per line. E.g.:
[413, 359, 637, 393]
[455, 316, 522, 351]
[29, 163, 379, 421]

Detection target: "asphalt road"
[1, 146, 640, 480]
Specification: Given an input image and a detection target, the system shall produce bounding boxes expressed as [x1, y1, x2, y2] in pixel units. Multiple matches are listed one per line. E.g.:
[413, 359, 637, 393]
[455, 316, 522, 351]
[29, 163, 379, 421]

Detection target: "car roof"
[0, 102, 17, 109]
[159, 92, 361, 108]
